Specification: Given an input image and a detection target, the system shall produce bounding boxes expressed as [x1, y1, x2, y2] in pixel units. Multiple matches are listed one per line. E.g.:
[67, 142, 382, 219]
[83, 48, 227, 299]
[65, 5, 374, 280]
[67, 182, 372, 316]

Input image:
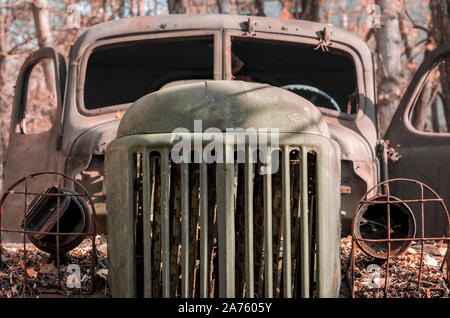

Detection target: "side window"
[411, 57, 450, 133]
[17, 58, 57, 134]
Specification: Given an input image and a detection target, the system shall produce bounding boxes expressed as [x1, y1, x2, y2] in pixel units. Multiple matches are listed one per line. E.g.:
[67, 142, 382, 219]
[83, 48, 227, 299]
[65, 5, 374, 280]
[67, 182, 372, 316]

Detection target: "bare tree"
[299, 0, 320, 21]
[411, 56, 436, 131]
[31, 0, 55, 91]
[252, 0, 264, 16]
[217, 0, 230, 13]
[0, 7, 12, 87]
[168, 0, 188, 13]
[409, 5, 435, 131]
[131, 0, 136, 16]
[138, 0, 144, 16]
[102, 0, 111, 20]
[118, 0, 126, 18]
[338, 0, 348, 29]
[375, 0, 404, 136]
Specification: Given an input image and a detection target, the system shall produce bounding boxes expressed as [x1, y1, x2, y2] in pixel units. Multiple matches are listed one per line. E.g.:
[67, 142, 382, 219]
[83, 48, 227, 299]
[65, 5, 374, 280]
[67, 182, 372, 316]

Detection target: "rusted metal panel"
[2, 48, 66, 243]
[105, 146, 136, 297]
[385, 43, 450, 235]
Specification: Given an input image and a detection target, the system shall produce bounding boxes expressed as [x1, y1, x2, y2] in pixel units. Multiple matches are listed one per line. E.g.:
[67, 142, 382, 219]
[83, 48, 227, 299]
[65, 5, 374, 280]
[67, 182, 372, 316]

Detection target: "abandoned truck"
[1, 14, 450, 298]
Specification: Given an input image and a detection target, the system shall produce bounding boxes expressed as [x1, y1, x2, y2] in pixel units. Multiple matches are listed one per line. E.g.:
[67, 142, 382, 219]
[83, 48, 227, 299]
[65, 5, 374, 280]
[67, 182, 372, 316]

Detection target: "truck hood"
[117, 80, 330, 137]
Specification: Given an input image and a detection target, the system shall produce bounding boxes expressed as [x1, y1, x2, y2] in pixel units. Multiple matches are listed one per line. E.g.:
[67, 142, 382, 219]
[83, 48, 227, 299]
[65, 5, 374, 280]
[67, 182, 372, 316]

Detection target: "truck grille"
[106, 133, 340, 298]
[131, 147, 317, 298]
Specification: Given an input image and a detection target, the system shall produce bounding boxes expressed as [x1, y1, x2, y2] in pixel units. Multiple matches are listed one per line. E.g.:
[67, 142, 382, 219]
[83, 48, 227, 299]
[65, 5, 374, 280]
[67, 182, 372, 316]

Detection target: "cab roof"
[70, 14, 372, 67]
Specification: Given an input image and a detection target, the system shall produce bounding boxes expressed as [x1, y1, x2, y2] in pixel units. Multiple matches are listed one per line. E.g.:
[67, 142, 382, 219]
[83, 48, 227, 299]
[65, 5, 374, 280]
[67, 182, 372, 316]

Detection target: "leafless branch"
[7, 37, 32, 55]
[403, 2, 430, 34]
[0, 1, 32, 9]
[364, 28, 375, 42]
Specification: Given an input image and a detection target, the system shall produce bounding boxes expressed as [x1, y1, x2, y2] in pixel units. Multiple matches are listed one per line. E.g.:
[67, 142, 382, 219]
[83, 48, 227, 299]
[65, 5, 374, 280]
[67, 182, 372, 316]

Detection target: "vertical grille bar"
[200, 162, 208, 298]
[264, 147, 273, 298]
[216, 145, 235, 297]
[282, 146, 292, 298]
[161, 149, 171, 298]
[245, 144, 254, 298]
[142, 150, 152, 298]
[181, 161, 189, 297]
[300, 147, 310, 297]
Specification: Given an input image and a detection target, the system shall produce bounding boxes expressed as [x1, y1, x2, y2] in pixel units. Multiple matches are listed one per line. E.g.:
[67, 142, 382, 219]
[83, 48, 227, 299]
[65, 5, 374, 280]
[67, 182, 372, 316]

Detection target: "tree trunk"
[322, 0, 333, 24]
[252, 0, 265, 16]
[398, 6, 412, 63]
[375, 0, 404, 137]
[411, 30, 435, 131]
[0, 10, 7, 194]
[300, 0, 320, 22]
[338, 0, 348, 29]
[31, 0, 55, 92]
[91, 0, 101, 19]
[411, 62, 433, 131]
[281, 0, 293, 19]
[138, 0, 144, 16]
[130, 0, 136, 16]
[217, 0, 230, 14]
[102, 0, 110, 21]
[0, 10, 8, 87]
[168, 0, 188, 13]
[118, 0, 125, 18]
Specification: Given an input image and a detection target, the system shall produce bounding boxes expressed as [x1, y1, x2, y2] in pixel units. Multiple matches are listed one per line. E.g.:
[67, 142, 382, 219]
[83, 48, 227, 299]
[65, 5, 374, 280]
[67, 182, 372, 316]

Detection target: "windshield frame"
[77, 30, 222, 116]
[225, 30, 368, 121]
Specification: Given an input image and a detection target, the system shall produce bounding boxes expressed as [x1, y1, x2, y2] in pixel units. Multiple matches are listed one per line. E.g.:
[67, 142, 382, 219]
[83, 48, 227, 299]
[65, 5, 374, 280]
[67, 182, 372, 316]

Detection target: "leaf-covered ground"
[340, 236, 449, 298]
[0, 235, 108, 298]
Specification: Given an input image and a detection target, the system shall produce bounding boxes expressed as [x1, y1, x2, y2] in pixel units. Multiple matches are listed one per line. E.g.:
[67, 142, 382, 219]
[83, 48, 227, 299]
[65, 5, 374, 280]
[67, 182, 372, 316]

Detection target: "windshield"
[230, 37, 359, 114]
[83, 36, 214, 110]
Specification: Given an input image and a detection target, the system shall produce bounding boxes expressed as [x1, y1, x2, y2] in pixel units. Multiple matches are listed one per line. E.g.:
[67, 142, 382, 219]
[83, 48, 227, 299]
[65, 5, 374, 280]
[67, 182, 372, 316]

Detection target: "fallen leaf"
[405, 247, 416, 255]
[424, 254, 438, 267]
[97, 244, 107, 255]
[38, 256, 48, 266]
[39, 263, 58, 275]
[426, 42, 436, 52]
[434, 247, 447, 257]
[96, 268, 108, 280]
[26, 268, 38, 279]
[81, 274, 89, 282]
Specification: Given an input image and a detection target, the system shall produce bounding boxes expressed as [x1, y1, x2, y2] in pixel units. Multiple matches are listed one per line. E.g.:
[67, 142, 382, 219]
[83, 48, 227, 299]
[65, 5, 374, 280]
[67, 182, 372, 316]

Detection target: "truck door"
[384, 43, 450, 236]
[2, 48, 66, 242]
